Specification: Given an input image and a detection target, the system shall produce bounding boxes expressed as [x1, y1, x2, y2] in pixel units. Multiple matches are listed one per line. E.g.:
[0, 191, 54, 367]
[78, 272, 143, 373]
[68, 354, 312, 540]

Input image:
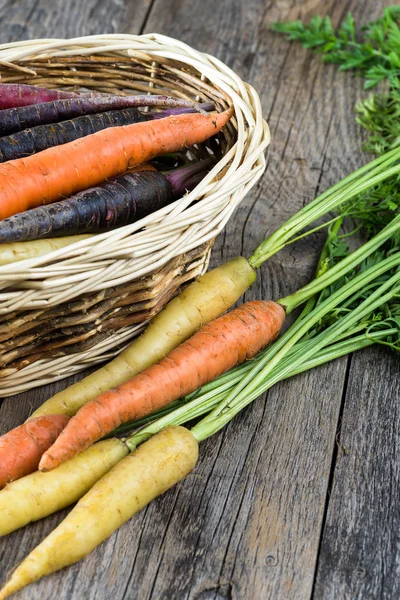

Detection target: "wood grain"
[0, 1, 398, 599]
[313, 347, 400, 600]
[0, 0, 153, 40]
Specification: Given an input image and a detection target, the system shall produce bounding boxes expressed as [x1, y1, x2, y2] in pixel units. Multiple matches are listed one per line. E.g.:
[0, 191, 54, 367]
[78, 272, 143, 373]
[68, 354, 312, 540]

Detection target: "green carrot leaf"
[273, 6, 400, 156]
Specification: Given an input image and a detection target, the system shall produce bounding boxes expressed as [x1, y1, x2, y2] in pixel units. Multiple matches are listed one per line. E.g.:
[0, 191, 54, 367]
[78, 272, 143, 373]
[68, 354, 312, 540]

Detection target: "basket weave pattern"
[0, 34, 269, 396]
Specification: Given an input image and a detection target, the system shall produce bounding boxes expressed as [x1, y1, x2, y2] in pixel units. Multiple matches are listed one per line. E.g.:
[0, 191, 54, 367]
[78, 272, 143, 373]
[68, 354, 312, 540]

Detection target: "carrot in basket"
[0, 414, 69, 489]
[39, 300, 285, 471]
[0, 107, 147, 162]
[0, 159, 214, 242]
[0, 83, 80, 109]
[0, 95, 210, 136]
[0, 103, 215, 163]
[0, 107, 233, 220]
[0, 234, 91, 265]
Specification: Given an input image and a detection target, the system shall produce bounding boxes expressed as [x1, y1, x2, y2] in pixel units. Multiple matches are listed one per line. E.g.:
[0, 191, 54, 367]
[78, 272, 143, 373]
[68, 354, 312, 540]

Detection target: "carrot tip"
[38, 454, 56, 472]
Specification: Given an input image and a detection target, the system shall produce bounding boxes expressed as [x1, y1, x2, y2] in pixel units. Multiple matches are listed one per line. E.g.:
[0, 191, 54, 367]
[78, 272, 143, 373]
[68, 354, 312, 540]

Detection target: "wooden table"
[0, 1, 399, 598]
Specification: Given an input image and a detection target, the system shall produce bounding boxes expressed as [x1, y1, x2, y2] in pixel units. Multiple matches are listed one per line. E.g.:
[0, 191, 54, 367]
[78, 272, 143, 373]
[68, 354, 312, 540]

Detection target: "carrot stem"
[248, 146, 400, 268]
[164, 157, 215, 196]
[279, 212, 400, 313]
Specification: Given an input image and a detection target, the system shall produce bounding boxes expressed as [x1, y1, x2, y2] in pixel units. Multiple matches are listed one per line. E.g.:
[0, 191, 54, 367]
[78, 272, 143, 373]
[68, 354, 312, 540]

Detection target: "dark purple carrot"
[0, 159, 214, 242]
[150, 103, 214, 118]
[0, 103, 215, 163]
[165, 157, 214, 194]
[0, 96, 211, 137]
[0, 83, 80, 109]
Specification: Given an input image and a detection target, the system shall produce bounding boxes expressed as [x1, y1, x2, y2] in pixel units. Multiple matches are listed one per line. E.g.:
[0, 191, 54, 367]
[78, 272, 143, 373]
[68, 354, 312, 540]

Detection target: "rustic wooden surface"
[0, 0, 399, 598]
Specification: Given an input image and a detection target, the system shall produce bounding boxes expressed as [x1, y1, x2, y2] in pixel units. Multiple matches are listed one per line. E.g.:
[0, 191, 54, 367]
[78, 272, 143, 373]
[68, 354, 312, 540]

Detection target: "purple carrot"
[164, 157, 215, 195]
[0, 83, 81, 109]
[151, 102, 215, 118]
[0, 159, 214, 243]
[0, 96, 210, 137]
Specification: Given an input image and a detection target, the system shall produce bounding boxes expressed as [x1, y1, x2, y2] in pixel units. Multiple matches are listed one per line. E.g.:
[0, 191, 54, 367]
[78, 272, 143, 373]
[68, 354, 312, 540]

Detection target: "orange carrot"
[39, 300, 285, 471]
[0, 108, 232, 220]
[0, 414, 69, 488]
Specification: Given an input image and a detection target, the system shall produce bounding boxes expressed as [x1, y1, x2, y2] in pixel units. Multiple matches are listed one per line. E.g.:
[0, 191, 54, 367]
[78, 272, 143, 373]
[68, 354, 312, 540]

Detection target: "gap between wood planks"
[310, 355, 353, 599]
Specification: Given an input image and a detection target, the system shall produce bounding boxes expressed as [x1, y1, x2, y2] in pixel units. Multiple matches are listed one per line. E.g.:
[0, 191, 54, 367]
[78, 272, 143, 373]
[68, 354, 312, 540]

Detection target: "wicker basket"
[0, 34, 270, 397]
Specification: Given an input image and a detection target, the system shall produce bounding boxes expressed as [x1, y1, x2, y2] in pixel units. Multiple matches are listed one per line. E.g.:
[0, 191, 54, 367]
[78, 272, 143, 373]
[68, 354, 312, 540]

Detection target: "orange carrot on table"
[39, 300, 285, 471]
[0, 414, 69, 488]
[0, 108, 232, 220]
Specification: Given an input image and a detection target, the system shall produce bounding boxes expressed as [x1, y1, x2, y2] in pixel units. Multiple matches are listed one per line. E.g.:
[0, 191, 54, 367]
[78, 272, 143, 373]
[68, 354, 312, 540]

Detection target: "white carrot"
[0, 439, 128, 536]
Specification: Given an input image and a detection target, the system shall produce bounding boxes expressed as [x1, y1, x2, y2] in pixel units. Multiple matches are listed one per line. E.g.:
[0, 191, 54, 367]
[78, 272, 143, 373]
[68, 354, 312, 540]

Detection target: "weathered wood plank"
[0, 0, 153, 40]
[313, 346, 400, 600]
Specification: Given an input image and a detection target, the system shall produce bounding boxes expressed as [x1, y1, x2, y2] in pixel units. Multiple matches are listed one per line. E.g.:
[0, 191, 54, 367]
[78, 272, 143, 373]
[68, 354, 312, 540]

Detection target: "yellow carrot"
[0, 439, 128, 536]
[0, 235, 91, 265]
